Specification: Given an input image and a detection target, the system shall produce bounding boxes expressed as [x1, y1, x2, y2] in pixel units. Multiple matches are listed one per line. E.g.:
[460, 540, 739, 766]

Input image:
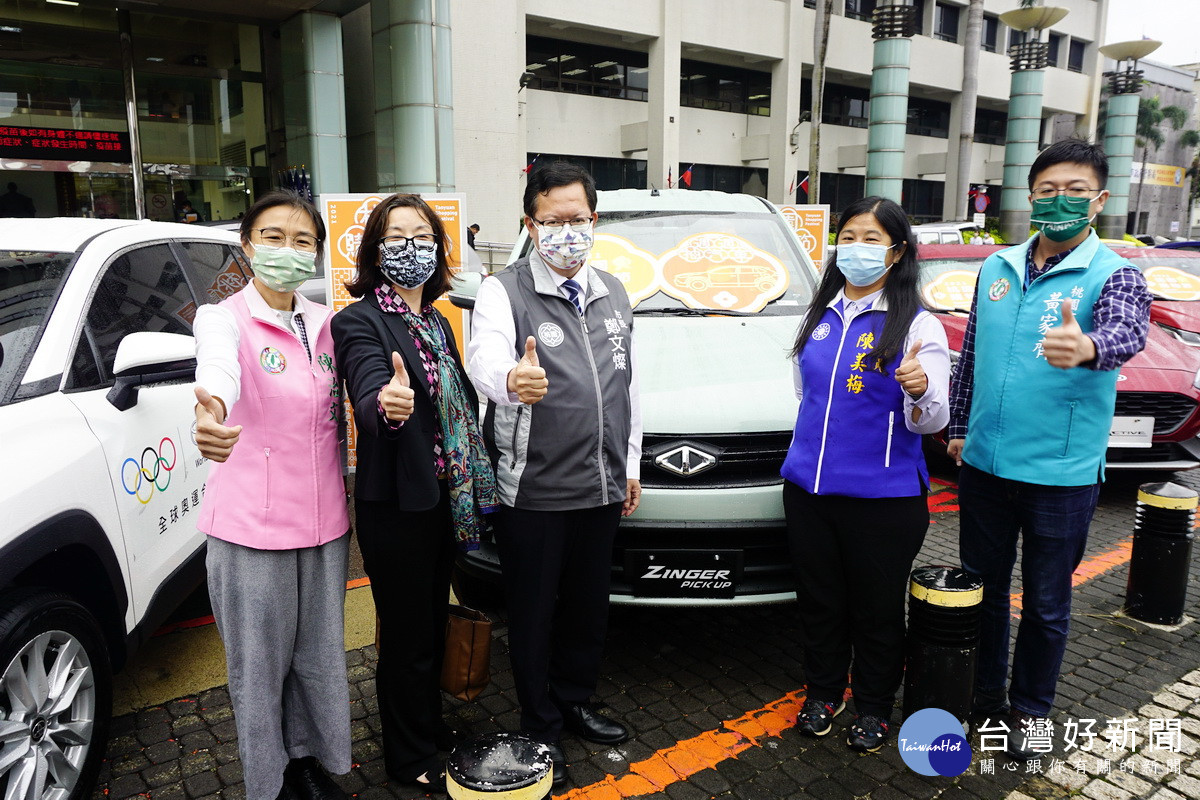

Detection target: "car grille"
[1113, 392, 1197, 435]
[640, 432, 792, 489]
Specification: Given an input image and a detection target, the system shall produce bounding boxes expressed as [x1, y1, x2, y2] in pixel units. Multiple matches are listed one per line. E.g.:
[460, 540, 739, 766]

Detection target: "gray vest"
[484, 256, 634, 510]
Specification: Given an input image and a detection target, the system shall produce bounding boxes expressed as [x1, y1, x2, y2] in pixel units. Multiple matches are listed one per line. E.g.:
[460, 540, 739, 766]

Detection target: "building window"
[911, 0, 926, 36]
[844, 0, 877, 22]
[823, 82, 870, 128]
[676, 163, 769, 196]
[1068, 39, 1086, 73]
[818, 173, 866, 214]
[680, 59, 770, 116]
[1008, 28, 1026, 52]
[1047, 33, 1062, 67]
[525, 36, 649, 101]
[902, 178, 946, 224]
[528, 154, 646, 191]
[934, 2, 959, 43]
[974, 108, 1007, 146]
[907, 98, 950, 139]
[982, 14, 999, 52]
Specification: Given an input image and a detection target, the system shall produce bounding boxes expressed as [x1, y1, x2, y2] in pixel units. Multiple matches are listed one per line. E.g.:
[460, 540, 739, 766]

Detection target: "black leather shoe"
[275, 779, 301, 800]
[396, 770, 447, 795]
[435, 720, 467, 751]
[560, 703, 630, 745]
[286, 757, 348, 800]
[1005, 711, 1047, 762]
[545, 741, 568, 789]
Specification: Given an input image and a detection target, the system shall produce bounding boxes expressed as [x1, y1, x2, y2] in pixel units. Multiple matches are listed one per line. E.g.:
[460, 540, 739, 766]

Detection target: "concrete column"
[865, 2, 916, 202]
[943, 94, 964, 220]
[647, 0, 681, 190]
[999, 65, 1045, 243]
[1099, 91, 1139, 239]
[767, 0, 805, 204]
[372, 0, 455, 192]
[280, 12, 349, 195]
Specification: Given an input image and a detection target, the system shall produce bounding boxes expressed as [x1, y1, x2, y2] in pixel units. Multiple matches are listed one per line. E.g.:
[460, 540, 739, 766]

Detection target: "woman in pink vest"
[193, 191, 351, 800]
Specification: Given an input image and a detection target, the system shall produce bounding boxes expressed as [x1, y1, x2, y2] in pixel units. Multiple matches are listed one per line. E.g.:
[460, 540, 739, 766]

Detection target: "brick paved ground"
[91, 468, 1200, 800]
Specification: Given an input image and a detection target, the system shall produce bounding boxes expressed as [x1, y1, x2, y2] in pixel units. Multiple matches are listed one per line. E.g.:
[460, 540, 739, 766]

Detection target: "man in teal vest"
[947, 140, 1151, 761]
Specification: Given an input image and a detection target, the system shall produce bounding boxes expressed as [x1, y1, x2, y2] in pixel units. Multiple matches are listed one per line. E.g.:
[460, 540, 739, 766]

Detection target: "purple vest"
[781, 302, 928, 498]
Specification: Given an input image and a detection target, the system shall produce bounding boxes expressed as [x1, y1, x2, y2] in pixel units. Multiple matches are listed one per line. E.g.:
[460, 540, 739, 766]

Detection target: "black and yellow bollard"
[902, 566, 983, 725]
[447, 732, 554, 800]
[1125, 482, 1197, 625]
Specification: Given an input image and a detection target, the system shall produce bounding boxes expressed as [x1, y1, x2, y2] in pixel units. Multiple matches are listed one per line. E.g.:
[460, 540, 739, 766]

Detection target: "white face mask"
[536, 222, 594, 271]
[837, 242, 896, 287]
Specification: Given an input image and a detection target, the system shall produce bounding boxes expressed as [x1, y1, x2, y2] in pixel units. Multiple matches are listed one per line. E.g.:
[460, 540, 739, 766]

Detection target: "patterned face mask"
[536, 223, 594, 271]
[379, 239, 438, 289]
[251, 243, 317, 292]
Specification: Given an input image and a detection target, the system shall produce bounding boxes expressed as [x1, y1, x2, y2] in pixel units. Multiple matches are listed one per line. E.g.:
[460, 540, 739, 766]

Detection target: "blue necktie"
[563, 278, 583, 315]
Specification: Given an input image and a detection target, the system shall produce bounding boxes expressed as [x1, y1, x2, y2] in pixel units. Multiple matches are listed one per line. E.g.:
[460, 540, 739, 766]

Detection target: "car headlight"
[1159, 322, 1200, 347]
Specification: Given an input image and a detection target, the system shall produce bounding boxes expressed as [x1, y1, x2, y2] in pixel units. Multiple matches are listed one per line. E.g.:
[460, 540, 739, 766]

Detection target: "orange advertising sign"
[778, 204, 829, 269]
[921, 269, 979, 311]
[319, 192, 469, 469]
[1142, 265, 1200, 301]
[589, 234, 659, 307]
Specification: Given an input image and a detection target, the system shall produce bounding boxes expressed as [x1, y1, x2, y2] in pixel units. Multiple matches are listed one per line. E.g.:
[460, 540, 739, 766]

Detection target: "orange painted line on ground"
[1009, 537, 1133, 614]
[559, 689, 811, 799]
[152, 576, 373, 637]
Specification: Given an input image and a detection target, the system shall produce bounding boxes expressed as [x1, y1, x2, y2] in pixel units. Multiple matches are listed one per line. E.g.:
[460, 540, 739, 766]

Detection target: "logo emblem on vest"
[813, 322, 831, 341]
[538, 322, 565, 348]
[988, 278, 1010, 301]
[260, 347, 287, 374]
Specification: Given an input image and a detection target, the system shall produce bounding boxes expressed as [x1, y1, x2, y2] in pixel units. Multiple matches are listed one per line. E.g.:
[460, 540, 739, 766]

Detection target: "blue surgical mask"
[837, 242, 896, 287]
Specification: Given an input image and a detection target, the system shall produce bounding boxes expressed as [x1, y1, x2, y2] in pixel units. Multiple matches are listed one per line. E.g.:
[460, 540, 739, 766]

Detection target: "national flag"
[681, 164, 694, 188]
[799, 173, 810, 196]
[522, 154, 540, 175]
[667, 167, 672, 189]
[788, 176, 795, 194]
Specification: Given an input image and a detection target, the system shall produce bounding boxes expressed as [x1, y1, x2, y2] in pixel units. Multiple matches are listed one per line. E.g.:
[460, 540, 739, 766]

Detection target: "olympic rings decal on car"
[120, 437, 177, 505]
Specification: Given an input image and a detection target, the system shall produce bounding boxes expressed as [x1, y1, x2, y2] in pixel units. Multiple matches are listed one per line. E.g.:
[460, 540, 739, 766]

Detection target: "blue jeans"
[958, 464, 1100, 717]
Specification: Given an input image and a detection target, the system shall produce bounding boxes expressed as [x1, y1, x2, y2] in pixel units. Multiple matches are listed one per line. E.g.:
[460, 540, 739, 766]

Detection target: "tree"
[1131, 96, 1192, 234]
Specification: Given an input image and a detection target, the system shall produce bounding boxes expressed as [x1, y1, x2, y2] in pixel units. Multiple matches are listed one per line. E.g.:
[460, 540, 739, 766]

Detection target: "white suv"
[0, 218, 249, 799]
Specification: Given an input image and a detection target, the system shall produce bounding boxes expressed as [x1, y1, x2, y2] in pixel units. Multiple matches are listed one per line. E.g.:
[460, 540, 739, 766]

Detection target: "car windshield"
[524, 210, 816, 315]
[0, 250, 74, 397]
[1126, 255, 1200, 301]
[919, 257, 986, 312]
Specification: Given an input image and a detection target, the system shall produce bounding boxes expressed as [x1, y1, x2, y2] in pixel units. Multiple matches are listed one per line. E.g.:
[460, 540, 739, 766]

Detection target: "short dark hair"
[343, 193, 454, 306]
[523, 161, 597, 219]
[240, 190, 326, 267]
[468, 223, 480, 232]
[1028, 139, 1109, 190]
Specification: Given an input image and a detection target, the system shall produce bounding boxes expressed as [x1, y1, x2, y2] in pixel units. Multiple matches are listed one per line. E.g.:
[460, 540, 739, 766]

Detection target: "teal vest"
[963, 233, 1126, 486]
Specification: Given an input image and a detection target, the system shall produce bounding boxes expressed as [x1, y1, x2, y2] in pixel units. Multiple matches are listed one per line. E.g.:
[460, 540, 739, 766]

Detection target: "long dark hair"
[790, 196, 923, 372]
[344, 193, 454, 306]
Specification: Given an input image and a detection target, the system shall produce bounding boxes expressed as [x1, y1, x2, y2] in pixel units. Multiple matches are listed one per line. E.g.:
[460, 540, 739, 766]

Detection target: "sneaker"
[1005, 710, 1047, 762]
[796, 697, 845, 737]
[847, 714, 891, 753]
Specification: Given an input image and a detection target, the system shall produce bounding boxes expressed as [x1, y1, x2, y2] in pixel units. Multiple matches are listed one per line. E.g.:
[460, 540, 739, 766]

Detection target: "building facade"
[1, 0, 1111, 240]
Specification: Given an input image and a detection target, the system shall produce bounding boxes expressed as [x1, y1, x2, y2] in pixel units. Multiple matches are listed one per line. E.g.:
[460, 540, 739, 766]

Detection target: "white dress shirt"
[791, 287, 951, 435]
[467, 251, 643, 479]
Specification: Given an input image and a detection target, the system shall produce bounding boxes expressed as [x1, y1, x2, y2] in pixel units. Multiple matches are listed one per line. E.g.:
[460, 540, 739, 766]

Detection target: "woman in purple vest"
[331, 194, 498, 791]
[192, 191, 352, 800]
[780, 196, 950, 753]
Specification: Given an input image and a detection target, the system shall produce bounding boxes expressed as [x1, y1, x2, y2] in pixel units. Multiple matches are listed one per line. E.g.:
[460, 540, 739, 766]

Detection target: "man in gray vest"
[467, 162, 641, 788]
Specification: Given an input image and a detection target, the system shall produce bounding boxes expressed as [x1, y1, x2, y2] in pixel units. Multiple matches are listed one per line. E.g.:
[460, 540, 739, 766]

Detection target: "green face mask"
[1030, 194, 1098, 243]
[251, 243, 317, 292]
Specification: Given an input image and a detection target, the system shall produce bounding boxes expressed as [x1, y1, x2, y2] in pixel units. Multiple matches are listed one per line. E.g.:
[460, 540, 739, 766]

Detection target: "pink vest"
[197, 286, 349, 549]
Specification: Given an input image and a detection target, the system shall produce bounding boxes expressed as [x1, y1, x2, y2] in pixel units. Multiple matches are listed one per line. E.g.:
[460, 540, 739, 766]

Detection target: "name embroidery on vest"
[1032, 288, 1083, 361]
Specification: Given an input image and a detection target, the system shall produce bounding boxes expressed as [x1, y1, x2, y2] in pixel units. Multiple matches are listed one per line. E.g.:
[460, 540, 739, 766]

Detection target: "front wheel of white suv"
[0, 591, 112, 800]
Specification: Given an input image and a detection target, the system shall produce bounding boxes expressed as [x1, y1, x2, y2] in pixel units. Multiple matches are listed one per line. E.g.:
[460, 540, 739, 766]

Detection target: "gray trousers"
[206, 534, 352, 800]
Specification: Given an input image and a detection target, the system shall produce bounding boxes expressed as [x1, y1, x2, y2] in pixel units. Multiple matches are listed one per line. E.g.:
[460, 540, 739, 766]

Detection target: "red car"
[1106, 245, 1200, 348]
[918, 244, 1200, 471]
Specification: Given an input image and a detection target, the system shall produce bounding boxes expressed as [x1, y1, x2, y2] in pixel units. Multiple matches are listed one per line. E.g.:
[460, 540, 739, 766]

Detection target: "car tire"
[450, 564, 506, 611]
[0, 589, 112, 800]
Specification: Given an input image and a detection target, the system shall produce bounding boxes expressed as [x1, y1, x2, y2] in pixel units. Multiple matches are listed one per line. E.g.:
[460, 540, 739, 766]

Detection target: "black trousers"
[783, 480, 928, 718]
[355, 483, 454, 781]
[493, 503, 622, 743]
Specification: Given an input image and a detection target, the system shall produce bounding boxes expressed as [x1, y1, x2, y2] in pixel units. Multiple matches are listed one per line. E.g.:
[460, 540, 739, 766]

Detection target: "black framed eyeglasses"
[380, 234, 438, 251]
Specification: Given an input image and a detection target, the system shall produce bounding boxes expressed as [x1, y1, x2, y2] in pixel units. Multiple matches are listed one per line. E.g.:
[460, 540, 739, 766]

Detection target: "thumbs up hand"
[1042, 301, 1096, 369]
[380, 351, 416, 422]
[894, 339, 927, 399]
[507, 335, 549, 405]
[194, 385, 242, 462]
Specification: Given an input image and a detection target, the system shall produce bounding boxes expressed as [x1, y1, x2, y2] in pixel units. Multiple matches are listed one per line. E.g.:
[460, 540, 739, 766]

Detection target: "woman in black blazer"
[331, 193, 498, 791]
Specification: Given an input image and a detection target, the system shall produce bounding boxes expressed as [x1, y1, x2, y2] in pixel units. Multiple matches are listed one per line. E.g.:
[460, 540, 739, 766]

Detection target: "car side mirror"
[107, 332, 197, 411]
[449, 271, 483, 310]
